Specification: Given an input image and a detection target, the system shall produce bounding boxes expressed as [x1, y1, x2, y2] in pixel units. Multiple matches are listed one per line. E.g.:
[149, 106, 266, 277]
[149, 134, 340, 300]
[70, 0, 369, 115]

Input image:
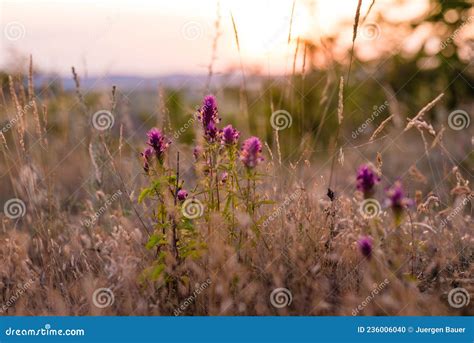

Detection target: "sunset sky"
[0, 0, 431, 76]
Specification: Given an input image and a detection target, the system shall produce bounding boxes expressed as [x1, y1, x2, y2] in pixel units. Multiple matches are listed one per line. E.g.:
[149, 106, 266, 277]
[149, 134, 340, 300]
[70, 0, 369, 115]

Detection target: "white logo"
[270, 110, 292, 131]
[270, 288, 292, 308]
[92, 288, 115, 308]
[4, 22, 26, 41]
[447, 287, 470, 308]
[181, 198, 204, 219]
[448, 110, 470, 131]
[181, 21, 203, 41]
[360, 23, 381, 40]
[4, 198, 26, 219]
[359, 199, 381, 219]
[92, 110, 114, 131]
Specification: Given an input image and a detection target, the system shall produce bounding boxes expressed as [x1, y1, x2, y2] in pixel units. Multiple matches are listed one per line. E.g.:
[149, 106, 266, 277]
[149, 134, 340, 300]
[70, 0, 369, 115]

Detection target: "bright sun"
[218, 0, 384, 61]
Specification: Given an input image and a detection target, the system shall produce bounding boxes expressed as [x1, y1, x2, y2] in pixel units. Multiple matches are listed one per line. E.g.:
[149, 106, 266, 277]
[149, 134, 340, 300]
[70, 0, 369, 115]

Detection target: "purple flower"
[356, 165, 380, 198]
[198, 95, 220, 142]
[240, 136, 264, 169]
[358, 236, 373, 259]
[205, 120, 219, 141]
[141, 147, 153, 173]
[386, 181, 412, 210]
[386, 181, 413, 223]
[146, 128, 170, 162]
[221, 124, 240, 146]
[177, 189, 188, 201]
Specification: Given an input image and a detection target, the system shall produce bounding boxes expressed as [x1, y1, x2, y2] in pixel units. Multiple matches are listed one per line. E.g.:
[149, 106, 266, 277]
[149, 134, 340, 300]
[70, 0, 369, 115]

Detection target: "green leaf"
[223, 196, 233, 213]
[181, 218, 194, 231]
[145, 234, 161, 249]
[257, 199, 276, 205]
[151, 264, 165, 280]
[138, 187, 153, 203]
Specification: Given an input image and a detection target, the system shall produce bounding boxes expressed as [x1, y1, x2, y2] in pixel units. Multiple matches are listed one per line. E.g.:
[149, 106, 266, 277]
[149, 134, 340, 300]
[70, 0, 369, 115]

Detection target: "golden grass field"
[0, 0, 473, 316]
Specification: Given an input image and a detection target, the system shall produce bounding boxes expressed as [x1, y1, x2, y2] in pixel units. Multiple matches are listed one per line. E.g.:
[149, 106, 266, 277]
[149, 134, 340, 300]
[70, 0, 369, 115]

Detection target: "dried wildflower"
[358, 236, 373, 259]
[177, 189, 188, 201]
[146, 128, 170, 162]
[198, 95, 220, 141]
[141, 147, 153, 173]
[356, 164, 380, 198]
[240, 136, 263, 169]
[221, 124, 240, 146]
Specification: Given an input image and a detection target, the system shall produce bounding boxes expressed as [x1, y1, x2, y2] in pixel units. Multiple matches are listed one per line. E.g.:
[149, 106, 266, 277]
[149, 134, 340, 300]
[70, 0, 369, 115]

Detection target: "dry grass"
[0, 63, 472, 317]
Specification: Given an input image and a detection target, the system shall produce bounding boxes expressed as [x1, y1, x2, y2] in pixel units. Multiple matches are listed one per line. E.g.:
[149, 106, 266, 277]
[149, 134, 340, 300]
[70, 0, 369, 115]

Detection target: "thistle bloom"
[386, 181, 412, 209]
[386, 180, 413, 223]
[146, 128, 170, 162]
[240, 136, 263, 169]
[177, 189, 188, 201]
[358, 236, 373, 259]
[221, 124, 240, 146]
[356, 164, 380, 198]
[141, 147, 153, 173]
[199, 95, 220, 141]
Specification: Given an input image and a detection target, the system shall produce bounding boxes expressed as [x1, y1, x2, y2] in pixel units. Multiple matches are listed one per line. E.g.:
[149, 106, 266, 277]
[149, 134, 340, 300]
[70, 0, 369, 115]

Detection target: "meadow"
[0, 0, 472, 316]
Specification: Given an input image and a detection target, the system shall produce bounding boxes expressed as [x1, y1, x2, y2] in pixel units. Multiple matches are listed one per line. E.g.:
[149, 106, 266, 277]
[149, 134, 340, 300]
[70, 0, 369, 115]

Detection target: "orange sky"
[0, 0, 432, 76]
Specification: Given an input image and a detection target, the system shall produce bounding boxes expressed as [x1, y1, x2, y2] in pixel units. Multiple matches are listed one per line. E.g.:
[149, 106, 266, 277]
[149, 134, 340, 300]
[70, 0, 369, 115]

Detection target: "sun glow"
[0, 0, 428, 75]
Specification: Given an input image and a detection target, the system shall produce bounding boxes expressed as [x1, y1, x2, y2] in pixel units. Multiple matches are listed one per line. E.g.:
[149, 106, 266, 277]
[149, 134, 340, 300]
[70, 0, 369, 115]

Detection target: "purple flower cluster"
[356, 164, 380, 198]
[146, 128, 170, 161]
[221, 124, 240, 146]
[194, 95, 264, 170]
[199, 95, 220, 142]
[141, 128, 170, 172]
[240, 136, 264, 169]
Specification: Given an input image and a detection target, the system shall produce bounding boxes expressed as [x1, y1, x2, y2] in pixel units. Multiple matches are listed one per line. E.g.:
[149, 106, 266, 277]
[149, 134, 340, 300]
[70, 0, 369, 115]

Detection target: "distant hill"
[34, 73, 265, 91]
